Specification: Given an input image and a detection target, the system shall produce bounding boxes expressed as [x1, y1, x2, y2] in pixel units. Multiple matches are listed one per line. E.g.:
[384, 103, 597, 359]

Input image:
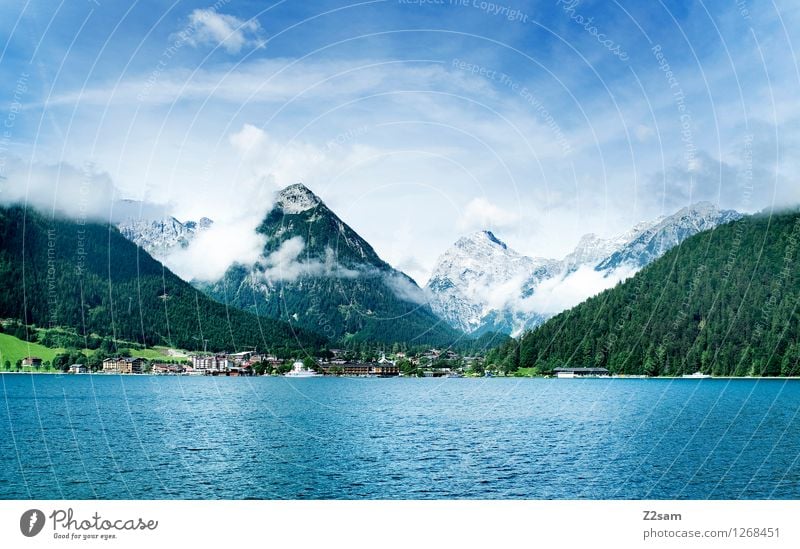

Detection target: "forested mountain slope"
[487, 211, 800, 377]
[0, 205, 326, 355]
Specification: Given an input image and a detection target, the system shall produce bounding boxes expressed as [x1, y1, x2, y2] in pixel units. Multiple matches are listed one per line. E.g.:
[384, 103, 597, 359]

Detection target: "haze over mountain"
[426, 202, 742, 336]
[198, 183, 461, 346]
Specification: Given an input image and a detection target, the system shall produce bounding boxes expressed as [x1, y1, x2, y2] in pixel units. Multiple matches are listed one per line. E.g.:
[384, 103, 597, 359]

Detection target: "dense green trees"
[0, 206, 327, 355]
[488, 211, 800, 377]
[52, 350, 89, 372]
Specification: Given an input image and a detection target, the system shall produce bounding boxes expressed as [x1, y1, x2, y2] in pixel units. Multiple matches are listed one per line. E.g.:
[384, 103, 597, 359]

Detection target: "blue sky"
[1, 0, 798, 283]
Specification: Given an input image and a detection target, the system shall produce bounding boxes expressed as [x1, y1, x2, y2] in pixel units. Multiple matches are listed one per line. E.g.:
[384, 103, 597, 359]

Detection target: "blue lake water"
[1, 374, 799, 499]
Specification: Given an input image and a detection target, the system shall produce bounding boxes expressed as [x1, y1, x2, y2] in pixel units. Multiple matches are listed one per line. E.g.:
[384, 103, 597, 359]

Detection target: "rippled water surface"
[1, 375, 799, 499]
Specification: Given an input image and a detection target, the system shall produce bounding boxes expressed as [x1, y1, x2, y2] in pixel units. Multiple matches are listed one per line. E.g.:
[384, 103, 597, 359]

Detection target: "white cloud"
[183, 9, 266, 54]
[226, 123, 386, 207]
[228, 123, 328, 186]
[229, 122, 267, 153]
[392, 256, 429, 286]
[257, 237, 430, 305]
[42, 59, 487, 109]
[518, 265, 637, 315]
[458, 197, 521, 232]
[481, 273, 531, 312]
[635, 124, 654, 142]
[441, 271, 532, 320]
[0, 157, 271, 285]
[166, 217, 266, 282]
[383, 272, 430, 306]
[259, 236, 359, 283]
[111, 199, 173, 222]
[639, 143, 791, 214]
[0, 157, 169, 222]
[149, 130, 287, 282]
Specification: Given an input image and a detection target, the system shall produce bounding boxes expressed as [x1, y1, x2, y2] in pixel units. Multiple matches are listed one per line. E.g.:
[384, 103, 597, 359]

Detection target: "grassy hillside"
[0, 333, 65, 367]
[0, 332, 185, 370]
[487, 210, 800, 377]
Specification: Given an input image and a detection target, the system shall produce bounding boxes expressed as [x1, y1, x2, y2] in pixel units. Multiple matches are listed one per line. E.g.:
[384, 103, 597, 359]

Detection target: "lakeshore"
[3, 370, 800, 380]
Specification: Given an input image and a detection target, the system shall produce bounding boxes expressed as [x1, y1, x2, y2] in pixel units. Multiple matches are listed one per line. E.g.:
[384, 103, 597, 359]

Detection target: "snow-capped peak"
[452, 230, 514, 254]
[426, 202, 742, 336]
[426, 229, 558, 334]
[595, 201, 741, 271]
[117, 215, 214, 258]
[561, 232, 620, 271]
[276, 183, 321, 214]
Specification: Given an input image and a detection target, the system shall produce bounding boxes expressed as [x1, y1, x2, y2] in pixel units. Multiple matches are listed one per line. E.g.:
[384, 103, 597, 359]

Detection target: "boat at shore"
[682, 371, 712, 379]
[284, 361, 321, 378]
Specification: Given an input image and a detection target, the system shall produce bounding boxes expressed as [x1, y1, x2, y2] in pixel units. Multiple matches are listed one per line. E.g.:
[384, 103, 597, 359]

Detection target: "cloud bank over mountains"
[0, 157, 170, 222]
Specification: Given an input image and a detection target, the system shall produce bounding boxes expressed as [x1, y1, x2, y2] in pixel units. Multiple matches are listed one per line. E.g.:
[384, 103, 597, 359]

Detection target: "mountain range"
[117, 187, 742, 343]
[118, 215, 213, 258]
[425, 202, 742, 335]
[2, 181, 794, 373]
[486, 209, 800, 377]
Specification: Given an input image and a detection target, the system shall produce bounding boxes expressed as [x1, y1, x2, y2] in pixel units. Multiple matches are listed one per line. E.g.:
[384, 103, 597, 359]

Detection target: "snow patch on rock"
[275, 183, 321, 214]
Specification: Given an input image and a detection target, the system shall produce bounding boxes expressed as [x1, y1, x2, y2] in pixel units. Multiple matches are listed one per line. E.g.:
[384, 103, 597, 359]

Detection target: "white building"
[189, 354, 231, 373]
[227, 351, 253, 364]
